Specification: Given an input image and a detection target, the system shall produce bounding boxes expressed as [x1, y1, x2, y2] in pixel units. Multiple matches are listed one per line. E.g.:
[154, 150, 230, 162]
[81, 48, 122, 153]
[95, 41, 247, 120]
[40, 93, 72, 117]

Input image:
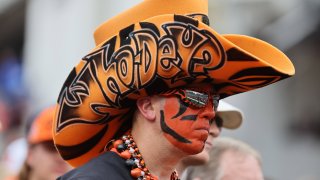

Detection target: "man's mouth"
[194, 125, 210, 133]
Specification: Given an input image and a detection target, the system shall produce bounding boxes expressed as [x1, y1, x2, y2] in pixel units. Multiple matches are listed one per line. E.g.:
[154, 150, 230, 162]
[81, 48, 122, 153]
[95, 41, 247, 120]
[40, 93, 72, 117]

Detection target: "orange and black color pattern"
[53, 14, 294, 167]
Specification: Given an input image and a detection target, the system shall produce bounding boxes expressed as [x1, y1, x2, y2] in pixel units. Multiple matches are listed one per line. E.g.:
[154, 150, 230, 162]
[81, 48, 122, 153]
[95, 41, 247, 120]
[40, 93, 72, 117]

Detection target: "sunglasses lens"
[185, 90, 209, 108]
[160, 88, 219, 109]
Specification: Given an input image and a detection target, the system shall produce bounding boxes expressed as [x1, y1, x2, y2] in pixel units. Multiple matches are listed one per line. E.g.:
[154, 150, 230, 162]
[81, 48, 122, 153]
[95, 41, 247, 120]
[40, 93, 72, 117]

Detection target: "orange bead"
[131, 168, 142, 178]
[120, 150, 131, 159]
[113, 139, 123, 148]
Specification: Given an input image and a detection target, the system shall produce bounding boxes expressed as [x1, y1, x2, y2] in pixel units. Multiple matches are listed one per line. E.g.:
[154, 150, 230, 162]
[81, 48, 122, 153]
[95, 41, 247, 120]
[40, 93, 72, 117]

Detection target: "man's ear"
[136, 97, 156, 121]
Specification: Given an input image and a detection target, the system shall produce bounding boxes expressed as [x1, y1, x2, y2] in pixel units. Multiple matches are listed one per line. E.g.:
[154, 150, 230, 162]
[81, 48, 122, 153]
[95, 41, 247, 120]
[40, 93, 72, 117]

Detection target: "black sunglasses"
[160, 88, 220, 111]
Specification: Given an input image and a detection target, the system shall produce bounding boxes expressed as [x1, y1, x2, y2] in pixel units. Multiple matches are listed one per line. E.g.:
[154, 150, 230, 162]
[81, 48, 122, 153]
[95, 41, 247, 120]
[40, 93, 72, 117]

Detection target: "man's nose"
[199, 102, 215, 121]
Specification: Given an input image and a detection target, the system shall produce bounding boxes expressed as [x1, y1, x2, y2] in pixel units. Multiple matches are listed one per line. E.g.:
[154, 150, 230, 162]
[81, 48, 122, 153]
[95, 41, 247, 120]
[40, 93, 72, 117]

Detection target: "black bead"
[125, 159, 136, 167]
[117, 144, 126, 152]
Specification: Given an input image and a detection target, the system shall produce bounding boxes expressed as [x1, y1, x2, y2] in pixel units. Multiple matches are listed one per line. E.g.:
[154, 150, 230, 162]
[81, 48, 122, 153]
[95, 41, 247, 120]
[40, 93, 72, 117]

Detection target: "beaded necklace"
[107, 133, 180, 180]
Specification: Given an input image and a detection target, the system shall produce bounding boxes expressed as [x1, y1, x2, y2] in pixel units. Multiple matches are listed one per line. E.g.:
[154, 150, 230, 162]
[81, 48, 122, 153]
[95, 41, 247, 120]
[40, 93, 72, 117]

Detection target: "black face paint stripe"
[181, 115, 198, 121]
[160, 110, 191, 144]
[171, 99, 188, 119]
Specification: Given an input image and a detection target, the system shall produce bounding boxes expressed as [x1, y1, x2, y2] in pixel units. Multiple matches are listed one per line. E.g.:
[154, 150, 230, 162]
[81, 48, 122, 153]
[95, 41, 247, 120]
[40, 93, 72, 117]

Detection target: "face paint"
[159, 86, 219, 154]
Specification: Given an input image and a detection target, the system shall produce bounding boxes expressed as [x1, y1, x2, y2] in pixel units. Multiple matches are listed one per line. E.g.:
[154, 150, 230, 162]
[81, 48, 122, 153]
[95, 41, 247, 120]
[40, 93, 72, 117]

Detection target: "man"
[176, 101, 243, 175]
[53, 0, 295, 179]
[184, 137, 263, 180]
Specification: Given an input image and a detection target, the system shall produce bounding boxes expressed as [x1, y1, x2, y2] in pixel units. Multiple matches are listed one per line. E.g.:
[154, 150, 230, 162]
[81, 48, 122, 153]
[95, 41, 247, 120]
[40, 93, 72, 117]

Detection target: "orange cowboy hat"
[53, 0, 295, 167]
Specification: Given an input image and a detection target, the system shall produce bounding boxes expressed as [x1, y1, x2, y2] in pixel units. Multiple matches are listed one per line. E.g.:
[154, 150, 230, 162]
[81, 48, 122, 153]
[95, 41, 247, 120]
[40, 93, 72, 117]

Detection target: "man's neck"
[175, 161, 188, 176]
[132, 128, 185, 179]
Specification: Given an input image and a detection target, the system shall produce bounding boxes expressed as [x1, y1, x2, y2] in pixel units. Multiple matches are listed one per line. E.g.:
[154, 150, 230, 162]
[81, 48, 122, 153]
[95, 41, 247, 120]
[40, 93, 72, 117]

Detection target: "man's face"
[159, 84, 219, 154]
[27, 141, 72, 180]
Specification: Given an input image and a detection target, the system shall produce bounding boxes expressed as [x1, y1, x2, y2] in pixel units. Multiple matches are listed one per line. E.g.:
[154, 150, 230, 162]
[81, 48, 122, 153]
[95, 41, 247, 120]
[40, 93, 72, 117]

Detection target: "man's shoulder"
[58, 151, 132, 180]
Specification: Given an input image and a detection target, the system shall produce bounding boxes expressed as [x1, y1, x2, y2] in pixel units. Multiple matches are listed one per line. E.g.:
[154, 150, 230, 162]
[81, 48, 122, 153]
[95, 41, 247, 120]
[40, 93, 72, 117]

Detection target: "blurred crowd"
[0, 48, 27, 178]
[0, 0, 320, 179]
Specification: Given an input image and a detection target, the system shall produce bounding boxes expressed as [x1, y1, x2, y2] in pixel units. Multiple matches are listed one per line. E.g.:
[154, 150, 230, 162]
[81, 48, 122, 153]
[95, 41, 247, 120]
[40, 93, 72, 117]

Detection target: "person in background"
[5, 106, 71, 180]
[184, 137, 264, 180]
[177, 101, 243, 177]
[1, 137, 27, 178]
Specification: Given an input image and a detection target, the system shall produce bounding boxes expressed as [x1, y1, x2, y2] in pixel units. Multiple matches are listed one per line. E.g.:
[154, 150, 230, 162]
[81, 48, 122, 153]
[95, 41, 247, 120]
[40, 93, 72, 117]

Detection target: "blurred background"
[0, 0, 319, 179]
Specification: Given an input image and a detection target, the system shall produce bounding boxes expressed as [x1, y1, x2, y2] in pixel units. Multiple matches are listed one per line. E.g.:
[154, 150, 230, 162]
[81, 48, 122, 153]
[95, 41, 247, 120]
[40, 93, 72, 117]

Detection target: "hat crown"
[94, 0, 208, 46]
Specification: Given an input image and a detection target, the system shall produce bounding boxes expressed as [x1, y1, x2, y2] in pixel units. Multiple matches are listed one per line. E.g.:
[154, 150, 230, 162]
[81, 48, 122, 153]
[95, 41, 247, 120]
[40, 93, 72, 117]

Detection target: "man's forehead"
[184, 84, 216, 93]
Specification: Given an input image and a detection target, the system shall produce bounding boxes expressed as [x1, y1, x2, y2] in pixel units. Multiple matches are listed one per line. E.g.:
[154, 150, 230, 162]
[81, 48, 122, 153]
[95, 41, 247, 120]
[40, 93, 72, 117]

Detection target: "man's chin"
[165, 135, 206, 155]
[182, 151, 210, 166]
[177, 141, 206, 155]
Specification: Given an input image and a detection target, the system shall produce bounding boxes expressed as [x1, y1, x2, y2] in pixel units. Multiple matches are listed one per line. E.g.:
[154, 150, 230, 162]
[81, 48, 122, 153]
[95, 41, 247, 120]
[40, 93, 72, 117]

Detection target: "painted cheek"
[163, 97, 181, 118]
[163, 98, 194, 136]
[161, 97, 207, 154]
